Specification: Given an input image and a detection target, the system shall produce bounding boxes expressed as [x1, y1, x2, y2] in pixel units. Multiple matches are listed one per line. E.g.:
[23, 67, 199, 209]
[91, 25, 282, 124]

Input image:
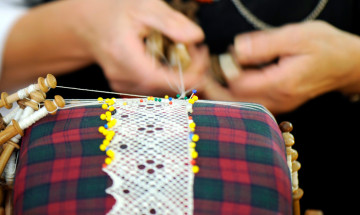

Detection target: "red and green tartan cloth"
[13, 102, 292, 215]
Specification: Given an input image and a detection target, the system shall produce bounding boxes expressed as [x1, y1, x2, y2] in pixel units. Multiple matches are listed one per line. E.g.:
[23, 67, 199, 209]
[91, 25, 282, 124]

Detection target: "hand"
[203, 21, 360, 114]
[72, 0, 206, 95]
[1, 0, 206, 95]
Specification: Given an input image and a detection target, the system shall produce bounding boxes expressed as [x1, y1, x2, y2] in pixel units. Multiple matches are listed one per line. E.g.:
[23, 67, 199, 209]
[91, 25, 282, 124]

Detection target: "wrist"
[1, 0, 93, 90]
[336, 32, 360, 96]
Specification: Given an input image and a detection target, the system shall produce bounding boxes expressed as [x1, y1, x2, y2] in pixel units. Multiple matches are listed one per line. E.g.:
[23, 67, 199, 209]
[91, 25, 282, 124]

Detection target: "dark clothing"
[196, 1, 360, 214]
[197, 0, 360, 53]
[39, 0, 359, 213]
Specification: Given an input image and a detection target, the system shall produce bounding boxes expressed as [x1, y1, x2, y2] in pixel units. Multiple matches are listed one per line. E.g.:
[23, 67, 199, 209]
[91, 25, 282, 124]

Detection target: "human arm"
[0, 1, 28, 87]
[0, 0, 206, 94]
[203, 21, 360, 114]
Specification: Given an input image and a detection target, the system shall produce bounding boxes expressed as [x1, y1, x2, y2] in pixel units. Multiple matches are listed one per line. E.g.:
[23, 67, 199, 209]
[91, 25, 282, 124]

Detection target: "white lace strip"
[103, 98, 194, 215]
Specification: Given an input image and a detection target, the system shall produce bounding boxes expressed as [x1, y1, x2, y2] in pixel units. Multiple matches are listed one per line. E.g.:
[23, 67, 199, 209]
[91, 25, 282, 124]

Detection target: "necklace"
[231, 0, 328, 30]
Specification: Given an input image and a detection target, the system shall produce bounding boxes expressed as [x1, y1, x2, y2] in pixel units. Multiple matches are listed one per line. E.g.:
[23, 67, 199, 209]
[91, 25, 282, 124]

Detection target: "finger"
[141, 0, 204, 43]
[231, 64, 281, 96]
[141, 45, 209, 96]
[181, 45, 209, 92]
[234, 26, 297, 65]
[202, 76, 237, 101]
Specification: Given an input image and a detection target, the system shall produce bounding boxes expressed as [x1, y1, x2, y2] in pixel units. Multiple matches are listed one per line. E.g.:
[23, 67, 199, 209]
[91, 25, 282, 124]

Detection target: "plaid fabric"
[13, 102, 292, 215]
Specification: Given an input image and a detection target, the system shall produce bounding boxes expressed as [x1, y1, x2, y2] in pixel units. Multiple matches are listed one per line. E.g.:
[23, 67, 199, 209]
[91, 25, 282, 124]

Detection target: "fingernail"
[234, 34, 252, 58]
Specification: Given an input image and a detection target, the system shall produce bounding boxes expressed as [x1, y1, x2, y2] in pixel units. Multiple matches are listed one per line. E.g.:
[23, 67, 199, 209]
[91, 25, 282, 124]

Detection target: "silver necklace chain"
[231, 0, 328, 30]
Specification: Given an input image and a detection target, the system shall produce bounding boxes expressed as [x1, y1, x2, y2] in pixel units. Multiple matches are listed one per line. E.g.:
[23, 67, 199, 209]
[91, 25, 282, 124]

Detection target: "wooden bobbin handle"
[293, 188, 304, 215]
[0, 92, 12, 109]
[0, 141, 20, 176]
[209, 55, 227, 86]
[0, 74, 56, 109]
[279, 121, 293, 132]
[0, 114, 6, 131]
[38, 74, 57, 93]
[0, 120, 23, 147]
[146, 30, 164, 61]
[146, 30, 191, 71]
[18, 90, 46, 111]
[0, 186, 4, 215]
[44, 95, 65, 115]
[168, 43, 191, 70]
[4, 188, 13, 215]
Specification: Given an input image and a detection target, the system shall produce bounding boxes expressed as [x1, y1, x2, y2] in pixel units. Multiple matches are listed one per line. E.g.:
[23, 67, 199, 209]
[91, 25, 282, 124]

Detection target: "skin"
[203, 21, 360, 114]
[0, 0, 208, 95]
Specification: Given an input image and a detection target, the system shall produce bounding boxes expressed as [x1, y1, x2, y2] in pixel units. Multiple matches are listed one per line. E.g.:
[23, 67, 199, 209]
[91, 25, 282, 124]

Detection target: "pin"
[192, 165, 200, 174]
[102, 103, 108, 110]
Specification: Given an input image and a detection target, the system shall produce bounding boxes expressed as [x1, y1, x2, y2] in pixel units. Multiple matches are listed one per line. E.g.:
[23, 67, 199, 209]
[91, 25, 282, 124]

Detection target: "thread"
[3, 152, 16, 184]
[17, 89, 28, 100]
[27, 84, 37, 94]
[56, 86, 149, 98]
[3, 100, 38, 185]
[19, 107, 48, 130]
[44, 77, 50, 89]
[48, 101, 59, 114]
[13, 108, 24, 122]
[25, 98, 41, 110]
[3, 106, 20, 124]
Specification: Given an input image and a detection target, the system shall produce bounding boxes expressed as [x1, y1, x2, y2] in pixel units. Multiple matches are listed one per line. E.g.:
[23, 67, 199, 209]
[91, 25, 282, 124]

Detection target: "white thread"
[27, 84, 37, 94]
[21, 107, 35, 120]
[197, 100, 276, 122]
[13, 108, 24, 122]
[146, 37, 181, 94]
[292, 171, 299, 191]
[10, 134, 21, 144]
[17, 89, 28, 100]
[44, 77, 50, 88]
[176, 54, 186, 99]
[104, 98, 194, 215]
[3, 106, 20, 124]
[56, 86, 148, 98]
[25, 97, 41, 110]
[61, 101, 100, 109]
[4, 102, 38, 185]
[287, 153, 292, 175]
[3, 152, 16, 185]
[19, 107, 48, 130]
[48, 101, 58, 114]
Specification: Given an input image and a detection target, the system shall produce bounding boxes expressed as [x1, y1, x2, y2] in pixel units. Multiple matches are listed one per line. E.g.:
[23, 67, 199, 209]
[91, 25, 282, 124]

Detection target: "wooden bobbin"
[0, 74, 56, 109]
[209, 55, 227, 86]
[4, 188, 13, 215]
[0, 114, 6, 131]
[279, 121, 293, 133]
[293, 188, 304, 215]
[279, 121, 303, 215]
[168, 43, 191, 70]
[0, 92, 44, 177]
[291, 149, 299, 161]
[0, 95, 64, 147]
[0, 120, 23, 147]
[0, 141, 20, 176]
[0, 93, 11, 109]
[38, 74, 57, 93]
[146, 30, 191, 71]
[44, 95, 65, 115]
[17, 90, 46, 111]
[0, 185, 4, 215]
